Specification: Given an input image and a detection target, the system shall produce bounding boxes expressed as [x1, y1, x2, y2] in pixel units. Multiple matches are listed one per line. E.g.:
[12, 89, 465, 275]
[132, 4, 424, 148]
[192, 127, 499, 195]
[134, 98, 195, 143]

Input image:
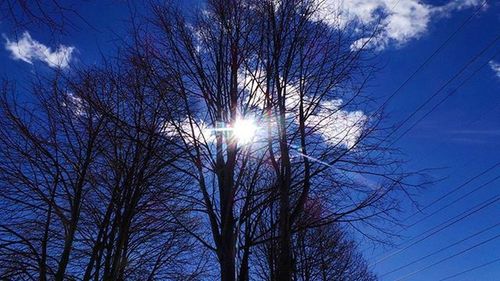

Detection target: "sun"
[232, 118, 257, 145]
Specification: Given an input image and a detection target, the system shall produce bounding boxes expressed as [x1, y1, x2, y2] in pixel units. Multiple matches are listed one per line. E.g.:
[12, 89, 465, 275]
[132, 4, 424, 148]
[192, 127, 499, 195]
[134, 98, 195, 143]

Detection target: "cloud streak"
[4, 31, 75, 68]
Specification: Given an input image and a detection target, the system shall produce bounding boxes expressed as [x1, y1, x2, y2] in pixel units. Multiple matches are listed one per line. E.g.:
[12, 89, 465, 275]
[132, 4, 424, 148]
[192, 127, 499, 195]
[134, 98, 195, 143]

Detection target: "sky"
[0, 0, 499, 280]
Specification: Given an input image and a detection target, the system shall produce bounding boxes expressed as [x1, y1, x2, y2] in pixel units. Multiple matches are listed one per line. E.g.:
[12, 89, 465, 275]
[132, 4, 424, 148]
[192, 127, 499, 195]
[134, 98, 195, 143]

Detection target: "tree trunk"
[219, 164, 236, 281]
[278, 185, 292, 281]
[220, 243, 236, 281]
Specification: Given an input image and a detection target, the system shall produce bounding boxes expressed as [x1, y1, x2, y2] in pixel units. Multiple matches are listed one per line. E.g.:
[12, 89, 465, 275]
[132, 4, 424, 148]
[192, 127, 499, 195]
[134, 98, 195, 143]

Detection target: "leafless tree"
[0, 0, 425, 280]
[0, 58, 203, 280]
[293, 222, 377, 281]
[143, 0, 416, 280]
[252, 200, 377, 281]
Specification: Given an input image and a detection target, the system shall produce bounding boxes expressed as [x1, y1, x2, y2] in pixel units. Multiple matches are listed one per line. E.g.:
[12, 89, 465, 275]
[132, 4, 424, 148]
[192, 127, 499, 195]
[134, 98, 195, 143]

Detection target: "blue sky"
[358, 1, 500, 280]
[0, 1, 499, 280]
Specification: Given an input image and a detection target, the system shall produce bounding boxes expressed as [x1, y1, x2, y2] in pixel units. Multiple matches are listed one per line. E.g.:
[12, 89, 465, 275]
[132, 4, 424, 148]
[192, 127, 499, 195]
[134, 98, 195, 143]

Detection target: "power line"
[356, 22, 498, 190]
[370, 0, 488, 114]
[437, 257, 500, 281]
[390, 47, 499, 146]
[356, 1, 494, 164]
[306, 1, 490, 176]
[371, 195, 499, 265]
[405, 161, 500, 221]
[381, 221, 500, 277]
[404, 175, 500, 230]
[408, 196, 499, 245]
[380, 35, 499, 147]
[362, 0, 495, 275]
[356, 37, 499, 224]
[392, 233, 500, 281]
[361, 164, 499, 254]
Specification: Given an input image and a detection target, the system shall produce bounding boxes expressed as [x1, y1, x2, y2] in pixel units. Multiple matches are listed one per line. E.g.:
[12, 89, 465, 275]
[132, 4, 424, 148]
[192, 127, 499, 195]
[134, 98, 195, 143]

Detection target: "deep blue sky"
[358, 2, 500, 280]
[0, 1, 498, 280]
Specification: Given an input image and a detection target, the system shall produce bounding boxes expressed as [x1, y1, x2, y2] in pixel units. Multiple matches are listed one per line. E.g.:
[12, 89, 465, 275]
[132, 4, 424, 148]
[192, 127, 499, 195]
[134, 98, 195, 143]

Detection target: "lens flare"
[232, 118, 257, 145]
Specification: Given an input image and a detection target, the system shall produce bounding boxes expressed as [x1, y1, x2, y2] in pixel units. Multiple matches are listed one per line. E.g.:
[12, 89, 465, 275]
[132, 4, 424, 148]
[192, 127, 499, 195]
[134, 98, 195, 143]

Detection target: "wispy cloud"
[4, 31, 75, 68]
[489, 60, 500, 79]
[316, 0, 485, 51]
[447, 128, 500, 144]
[448, 129, 500, 136]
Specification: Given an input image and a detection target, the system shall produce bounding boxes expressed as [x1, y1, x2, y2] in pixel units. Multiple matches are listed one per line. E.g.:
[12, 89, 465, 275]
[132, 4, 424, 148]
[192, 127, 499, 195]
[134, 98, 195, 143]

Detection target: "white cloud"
[161, 71, 367, 150]
[489, 60, 500, 79]
[315, 0, 485, 51]
[161, 117, 215, 145]
[239, 70, 366, 148]
[4, 31, 74, 68]
[62, 92, 86, 116]
[306, 100, 366, 149]
[435, 0, 485, 13]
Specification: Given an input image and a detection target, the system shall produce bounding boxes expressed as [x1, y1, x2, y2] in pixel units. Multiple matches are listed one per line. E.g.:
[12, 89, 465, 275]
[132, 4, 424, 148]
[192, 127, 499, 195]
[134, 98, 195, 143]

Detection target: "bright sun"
[232, 118, 257, 145]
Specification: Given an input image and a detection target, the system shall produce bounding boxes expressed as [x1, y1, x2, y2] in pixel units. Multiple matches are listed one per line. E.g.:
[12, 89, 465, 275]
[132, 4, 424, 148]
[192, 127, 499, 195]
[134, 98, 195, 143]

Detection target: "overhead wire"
[389, 46, 499, 146]
[392, 233, 500, 281]
[404, 161, 500, 221]
[437, 257, 500, 281]
[404, 175, 500, 230]
[371, 195, 499, 265]
[368, 0, 489, 116]
[380, 221, 500, 277]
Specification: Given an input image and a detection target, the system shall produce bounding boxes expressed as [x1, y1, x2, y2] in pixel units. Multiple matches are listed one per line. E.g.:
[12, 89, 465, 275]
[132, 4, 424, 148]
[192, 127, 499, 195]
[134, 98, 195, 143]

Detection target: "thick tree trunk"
[277, 149, 293, 281]
[238, 246, 250, 281]
[219, 163, 236, 281]
[278, 185, 292, 281]
[276, 75, 293, 280]
[220, 243, 236, 281]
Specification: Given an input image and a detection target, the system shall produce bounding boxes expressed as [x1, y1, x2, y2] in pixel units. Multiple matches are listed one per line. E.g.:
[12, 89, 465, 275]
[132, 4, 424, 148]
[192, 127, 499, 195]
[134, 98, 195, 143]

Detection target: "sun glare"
[232, 118, 257, 145]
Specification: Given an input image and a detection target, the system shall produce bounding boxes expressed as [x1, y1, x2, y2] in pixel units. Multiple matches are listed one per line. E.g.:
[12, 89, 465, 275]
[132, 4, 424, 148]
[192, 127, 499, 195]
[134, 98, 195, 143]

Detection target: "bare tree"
[0, 0, 423, 280]
[144, 0, 413, 280]
[293, 223, 377, 281]
[0, 73, 107, 280]
[251, 199, 377, 281]
[0, 57, 203, 280]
